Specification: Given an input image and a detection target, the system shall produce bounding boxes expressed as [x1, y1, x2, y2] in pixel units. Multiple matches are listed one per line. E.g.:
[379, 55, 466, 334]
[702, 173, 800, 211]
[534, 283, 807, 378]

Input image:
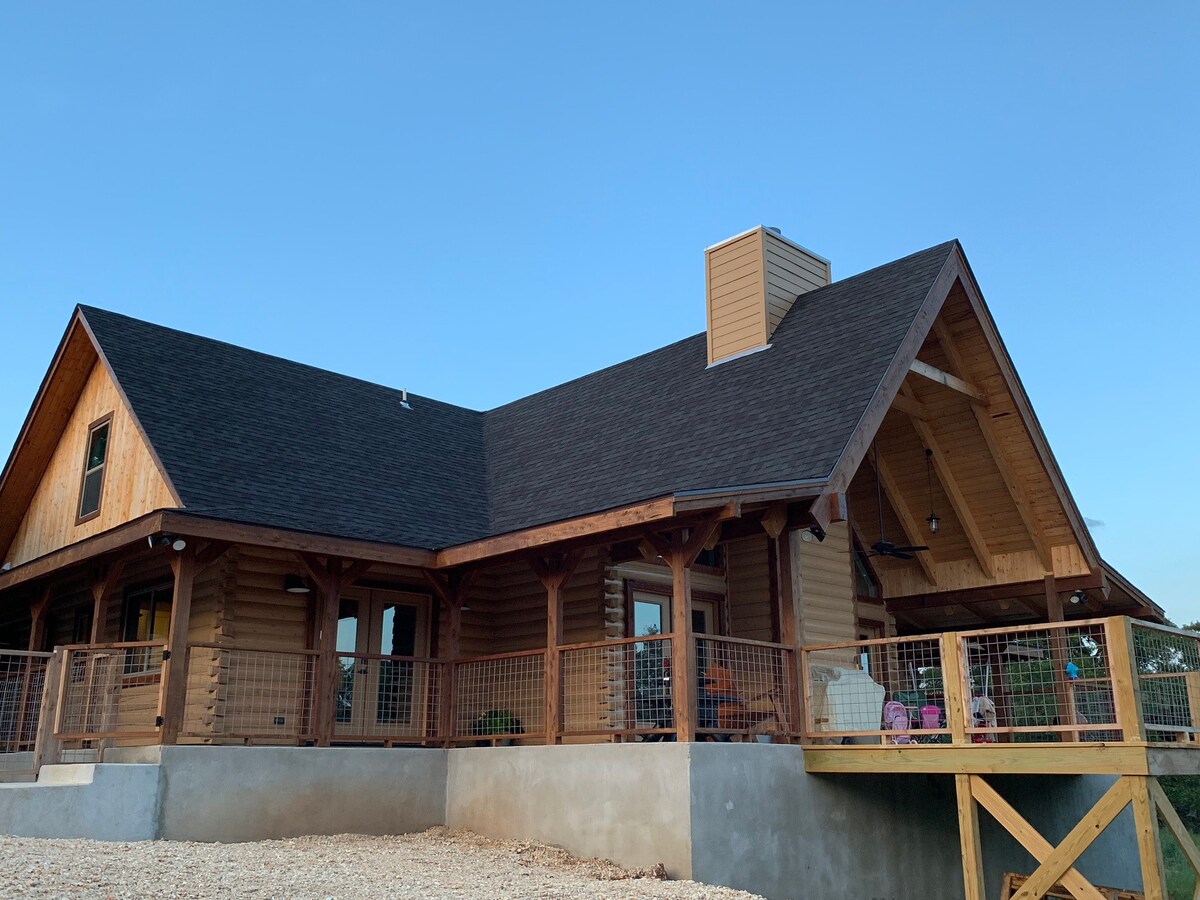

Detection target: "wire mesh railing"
[453, 650, 545, 742]
[954, 620, 1120, 743]
[696, 636, 797, 738]
[55, 642, 166, 742]
[0, 650, 52, 779]
[803, 635, 949, 742]
[333, 653, 443, 743]
[559, 635, 673, 739]
[1130, 621, 1200, 743]
[182, 644, 318, 743]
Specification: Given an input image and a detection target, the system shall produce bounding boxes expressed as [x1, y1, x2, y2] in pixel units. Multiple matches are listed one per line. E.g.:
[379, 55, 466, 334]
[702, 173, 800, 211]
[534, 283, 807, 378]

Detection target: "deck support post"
[423, 570, 474, 745]
[646, 518, 722, 743]
[531, 552, 584, 745]
[1131, 776, 1167, 900]
[955, 774, 986, 900]
[157, 546, 196, 745]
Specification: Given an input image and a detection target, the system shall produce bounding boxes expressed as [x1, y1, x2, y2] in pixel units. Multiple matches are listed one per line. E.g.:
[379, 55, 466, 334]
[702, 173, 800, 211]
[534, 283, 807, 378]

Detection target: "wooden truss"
[957, 772, 1199, 900]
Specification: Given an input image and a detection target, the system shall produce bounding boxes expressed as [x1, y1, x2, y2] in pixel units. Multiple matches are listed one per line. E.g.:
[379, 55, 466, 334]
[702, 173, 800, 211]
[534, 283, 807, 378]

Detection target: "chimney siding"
[705, 227, 830, 366]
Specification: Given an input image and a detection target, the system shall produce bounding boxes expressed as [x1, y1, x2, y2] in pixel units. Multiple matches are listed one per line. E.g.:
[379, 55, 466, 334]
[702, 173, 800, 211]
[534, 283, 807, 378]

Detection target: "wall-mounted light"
[925, 449, 940, 535]
[284, 573, 311, 594]
[148, 534, 187, 552]
[1069, 590, 1088, 605]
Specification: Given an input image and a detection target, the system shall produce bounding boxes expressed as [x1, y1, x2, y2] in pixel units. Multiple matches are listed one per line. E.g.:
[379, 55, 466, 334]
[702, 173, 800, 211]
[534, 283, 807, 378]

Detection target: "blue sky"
[1, 4, 1197, 620]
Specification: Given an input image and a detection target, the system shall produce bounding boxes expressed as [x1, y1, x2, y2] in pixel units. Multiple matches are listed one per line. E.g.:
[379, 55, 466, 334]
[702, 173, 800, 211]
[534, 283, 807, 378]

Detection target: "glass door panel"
[335, 598, 363, 729]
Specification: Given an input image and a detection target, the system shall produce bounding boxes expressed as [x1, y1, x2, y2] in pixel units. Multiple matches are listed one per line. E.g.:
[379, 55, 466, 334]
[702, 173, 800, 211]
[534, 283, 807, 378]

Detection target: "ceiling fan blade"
[891, 545, 929, 553]
[890, 551, 915, 560]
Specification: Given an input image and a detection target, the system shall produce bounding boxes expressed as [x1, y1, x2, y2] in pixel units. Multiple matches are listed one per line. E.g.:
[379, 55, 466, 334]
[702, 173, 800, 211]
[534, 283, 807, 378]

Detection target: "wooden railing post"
[157, 546, 196, 744]
[942, 632, 969, 744]
[32, 648, 63, 776]
[1107, 616, 1147, 743]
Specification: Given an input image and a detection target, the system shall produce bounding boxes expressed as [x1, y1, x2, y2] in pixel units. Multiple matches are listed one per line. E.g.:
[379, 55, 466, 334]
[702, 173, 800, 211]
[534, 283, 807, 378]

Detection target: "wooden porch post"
[647, 519, 722, 743]
[1045, 575, 1079, 741]
[157, 546, 196, 744]
[28, 586, 52, 652]
[772, 531, 803, 737]
[423, 570, 474, 745]
[89, 561, 125, 644]
[311, 559, 343, 748]
[531, 552, 583, 745]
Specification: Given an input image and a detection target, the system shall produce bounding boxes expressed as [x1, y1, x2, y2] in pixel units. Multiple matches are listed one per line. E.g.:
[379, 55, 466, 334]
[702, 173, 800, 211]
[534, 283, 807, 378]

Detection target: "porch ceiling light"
[148, 534, 187, 552]
[1069, 590, 1088, 605]
[284, 573, 311, 594]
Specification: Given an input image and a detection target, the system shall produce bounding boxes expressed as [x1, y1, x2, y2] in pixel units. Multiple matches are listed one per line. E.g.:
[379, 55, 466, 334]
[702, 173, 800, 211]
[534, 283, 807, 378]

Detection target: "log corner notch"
[643, 516, 724, 743]
[529, 551, 585, 745]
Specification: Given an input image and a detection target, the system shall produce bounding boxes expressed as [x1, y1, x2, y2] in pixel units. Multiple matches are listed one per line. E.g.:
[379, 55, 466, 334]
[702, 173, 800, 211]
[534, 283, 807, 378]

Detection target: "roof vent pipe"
[400, 390, 412, 410]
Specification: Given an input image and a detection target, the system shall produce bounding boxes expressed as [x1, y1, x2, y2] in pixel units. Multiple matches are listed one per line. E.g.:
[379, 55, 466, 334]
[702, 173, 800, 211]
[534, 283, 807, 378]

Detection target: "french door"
[334, 589, 431, 739]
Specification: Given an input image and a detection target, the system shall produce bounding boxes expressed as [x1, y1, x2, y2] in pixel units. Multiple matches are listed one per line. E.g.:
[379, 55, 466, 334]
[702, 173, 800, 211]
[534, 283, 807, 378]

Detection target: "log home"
[0, 228, 1194, 899]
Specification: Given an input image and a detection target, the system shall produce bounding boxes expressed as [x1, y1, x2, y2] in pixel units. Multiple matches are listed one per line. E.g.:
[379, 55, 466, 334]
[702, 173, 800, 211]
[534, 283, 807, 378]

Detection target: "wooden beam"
[194, 541, 232, 573]
[161, 511, 437, 569]
[887, 572, 1105, 611]
[931, 319, 1053, 573]
[955, 774, 986, 900]
[889, 390, 928, 420]
[908, 358, 988, 403]
[866, 449, 938, 586]
[157, 547, 196, 744]
[811, 250, 960, 529]
[802, 742, 1151, 776]
[970, 775, 1107, 900]
[904, 409, 994, 578]
[28, 585, 52, 652]
[437, 497, 675, 568]
[760, 502, 788, 541]
[0, 511, 164, 593]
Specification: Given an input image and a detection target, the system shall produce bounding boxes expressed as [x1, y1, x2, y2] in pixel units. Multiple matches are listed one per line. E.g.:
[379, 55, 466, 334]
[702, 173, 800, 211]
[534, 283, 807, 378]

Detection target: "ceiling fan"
[859, 441, 929, 561]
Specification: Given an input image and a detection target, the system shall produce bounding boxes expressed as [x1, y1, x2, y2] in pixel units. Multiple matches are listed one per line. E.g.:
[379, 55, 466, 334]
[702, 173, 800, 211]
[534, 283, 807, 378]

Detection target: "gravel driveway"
[0, 827, 763, 899]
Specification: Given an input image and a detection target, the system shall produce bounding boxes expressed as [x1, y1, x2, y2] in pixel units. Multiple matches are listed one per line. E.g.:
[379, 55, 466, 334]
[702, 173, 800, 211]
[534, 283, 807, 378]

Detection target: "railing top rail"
[953, 616, 1119, 639]
[454, 648, 546, 664]
[336, 651, 445, 665]
[697, 634, 792, 651]
[187, 642, 322, 657]
[0, 649, 53, 658]
[59, 641, 168, 651]
[557, 634, 670, 652]
[802, 634, 943, 653]
[1127, 618, 1200, 640]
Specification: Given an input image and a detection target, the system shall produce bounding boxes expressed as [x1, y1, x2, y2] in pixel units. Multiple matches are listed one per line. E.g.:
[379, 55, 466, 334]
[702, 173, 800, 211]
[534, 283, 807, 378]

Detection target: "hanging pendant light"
[925, 449, 940, 535]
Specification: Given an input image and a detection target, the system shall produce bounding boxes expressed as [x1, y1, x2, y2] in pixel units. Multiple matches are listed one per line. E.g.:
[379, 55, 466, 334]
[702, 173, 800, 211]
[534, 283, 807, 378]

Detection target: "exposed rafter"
[931, 319, 1054, 574]
[908, 358, 988, 404]
[865, 448, 938, 586]
[900, 388, 994, 579]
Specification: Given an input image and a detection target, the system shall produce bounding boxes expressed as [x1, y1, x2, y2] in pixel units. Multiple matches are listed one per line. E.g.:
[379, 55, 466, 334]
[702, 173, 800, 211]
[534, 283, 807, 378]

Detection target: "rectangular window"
[77, 414, 113, 523]
[122, 584, 172, 672]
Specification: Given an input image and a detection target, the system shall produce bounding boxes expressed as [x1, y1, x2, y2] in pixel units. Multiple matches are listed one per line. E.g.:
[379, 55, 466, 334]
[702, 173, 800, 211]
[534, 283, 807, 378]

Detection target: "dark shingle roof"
[79, 240, 956, 549]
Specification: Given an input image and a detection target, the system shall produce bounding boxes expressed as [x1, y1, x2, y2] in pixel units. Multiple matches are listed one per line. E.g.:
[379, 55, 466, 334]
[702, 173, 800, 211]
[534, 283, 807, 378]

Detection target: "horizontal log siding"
[798, 522, 856, 646]
[726, 535, 772, 642]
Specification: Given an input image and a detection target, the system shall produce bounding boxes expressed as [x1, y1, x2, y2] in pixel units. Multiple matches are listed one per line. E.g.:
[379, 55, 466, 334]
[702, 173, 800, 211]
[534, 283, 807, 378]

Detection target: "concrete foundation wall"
[689, 744, 963, 900]
[114, 746, 448, 842]
[0, 744, 1150, 900]
[447, 743, 694, 878]
[0, 763, 159, 840]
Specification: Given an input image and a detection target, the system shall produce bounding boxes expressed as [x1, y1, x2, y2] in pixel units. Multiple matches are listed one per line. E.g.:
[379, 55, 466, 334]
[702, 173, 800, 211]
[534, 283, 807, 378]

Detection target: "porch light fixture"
[1069, 590, 1088, 605]
[284, 573, 311, 594]
[148, 534, 187, 552]
[924, 449, 939, 536]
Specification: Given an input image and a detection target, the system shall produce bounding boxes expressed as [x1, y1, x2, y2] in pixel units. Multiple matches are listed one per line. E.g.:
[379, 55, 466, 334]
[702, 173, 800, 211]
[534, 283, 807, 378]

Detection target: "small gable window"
[77, 414, 112, 523]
